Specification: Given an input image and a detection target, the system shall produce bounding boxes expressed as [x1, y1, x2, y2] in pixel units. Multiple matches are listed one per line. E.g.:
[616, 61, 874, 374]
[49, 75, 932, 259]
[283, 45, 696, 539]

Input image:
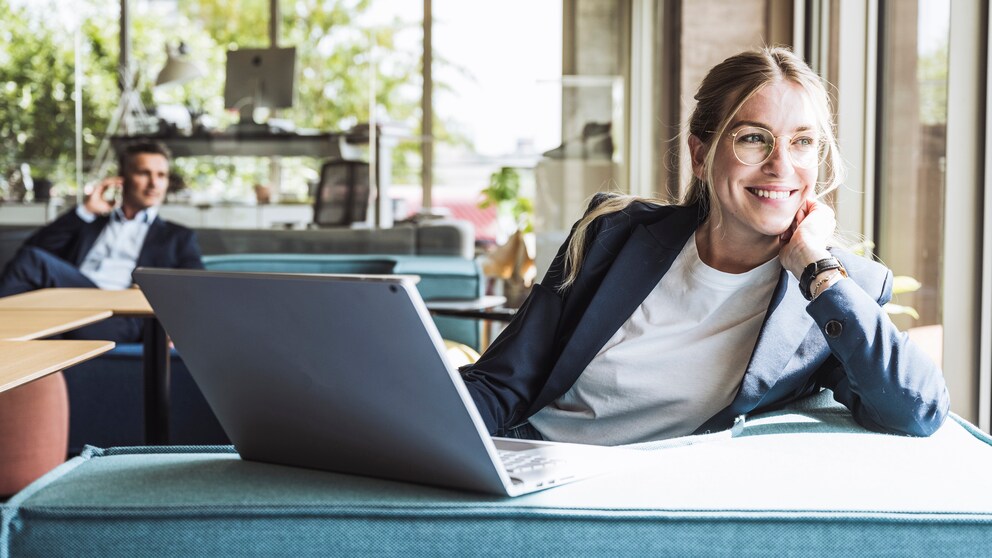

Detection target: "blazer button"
[825, 320, 843, 338]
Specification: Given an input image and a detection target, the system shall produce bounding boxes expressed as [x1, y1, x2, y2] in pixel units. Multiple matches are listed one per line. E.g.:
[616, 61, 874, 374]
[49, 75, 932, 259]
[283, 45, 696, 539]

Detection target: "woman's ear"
[688, 135, 707, 181]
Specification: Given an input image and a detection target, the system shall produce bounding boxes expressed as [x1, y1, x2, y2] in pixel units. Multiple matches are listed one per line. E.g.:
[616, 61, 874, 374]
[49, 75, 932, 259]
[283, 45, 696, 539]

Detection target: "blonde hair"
[557, 46, 844, 292]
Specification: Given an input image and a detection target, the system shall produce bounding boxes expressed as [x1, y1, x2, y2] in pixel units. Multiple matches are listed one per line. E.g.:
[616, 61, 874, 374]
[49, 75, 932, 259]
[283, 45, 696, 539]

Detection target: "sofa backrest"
[196, 220, 475, 259]
[201, 253, 484, 349]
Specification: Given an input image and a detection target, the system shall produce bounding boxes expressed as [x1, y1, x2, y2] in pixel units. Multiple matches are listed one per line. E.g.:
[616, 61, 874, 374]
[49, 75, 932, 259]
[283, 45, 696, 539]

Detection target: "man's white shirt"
[76, 205, 157, 290]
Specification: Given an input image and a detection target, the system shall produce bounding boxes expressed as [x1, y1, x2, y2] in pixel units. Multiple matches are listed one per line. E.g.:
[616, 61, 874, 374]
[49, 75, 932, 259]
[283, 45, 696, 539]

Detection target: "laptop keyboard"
[498, 450, 563, 474]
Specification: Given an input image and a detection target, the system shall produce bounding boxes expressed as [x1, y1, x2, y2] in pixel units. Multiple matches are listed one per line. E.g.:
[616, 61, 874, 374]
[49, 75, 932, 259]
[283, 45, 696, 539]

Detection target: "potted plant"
[479, 167, 535, 307]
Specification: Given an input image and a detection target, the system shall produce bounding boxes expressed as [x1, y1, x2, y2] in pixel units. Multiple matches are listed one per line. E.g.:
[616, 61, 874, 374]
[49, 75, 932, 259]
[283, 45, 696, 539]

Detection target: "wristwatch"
[799, 257, 846, 301]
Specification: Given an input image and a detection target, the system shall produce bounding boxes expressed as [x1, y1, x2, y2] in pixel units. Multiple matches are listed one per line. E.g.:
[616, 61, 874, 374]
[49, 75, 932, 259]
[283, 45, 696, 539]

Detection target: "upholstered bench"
[4, 392, 991, 557]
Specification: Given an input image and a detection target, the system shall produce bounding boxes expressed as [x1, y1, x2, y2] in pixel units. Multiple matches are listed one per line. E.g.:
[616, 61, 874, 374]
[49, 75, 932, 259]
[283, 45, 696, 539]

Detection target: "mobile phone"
[102, 184, 123, 205]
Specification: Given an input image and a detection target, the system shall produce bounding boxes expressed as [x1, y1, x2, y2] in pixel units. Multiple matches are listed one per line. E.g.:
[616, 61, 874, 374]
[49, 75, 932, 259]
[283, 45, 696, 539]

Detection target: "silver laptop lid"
[134, 268, 510, 494]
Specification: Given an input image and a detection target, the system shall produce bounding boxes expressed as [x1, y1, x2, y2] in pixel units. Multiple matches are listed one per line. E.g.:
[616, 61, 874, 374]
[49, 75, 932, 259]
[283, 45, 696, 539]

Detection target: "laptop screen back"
[134, 269, 506, 493]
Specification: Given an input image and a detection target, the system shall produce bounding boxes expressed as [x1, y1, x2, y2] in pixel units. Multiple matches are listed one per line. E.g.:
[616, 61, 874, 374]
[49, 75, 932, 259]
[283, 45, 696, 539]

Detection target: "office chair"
[312, 160, 370, 227]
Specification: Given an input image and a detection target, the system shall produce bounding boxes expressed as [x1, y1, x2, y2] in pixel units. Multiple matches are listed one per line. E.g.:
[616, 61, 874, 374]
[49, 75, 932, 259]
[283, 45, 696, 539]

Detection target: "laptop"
[134, 268, 636, 496]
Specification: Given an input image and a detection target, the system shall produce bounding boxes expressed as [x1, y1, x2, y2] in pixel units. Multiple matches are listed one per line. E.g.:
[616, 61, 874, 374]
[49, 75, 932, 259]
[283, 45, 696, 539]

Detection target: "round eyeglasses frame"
[721, 126, 823, 169]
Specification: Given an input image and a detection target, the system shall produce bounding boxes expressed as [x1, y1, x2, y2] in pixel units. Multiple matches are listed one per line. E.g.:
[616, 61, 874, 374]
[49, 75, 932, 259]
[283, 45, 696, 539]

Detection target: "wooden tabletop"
[0, 288, 153, 316]
[0, 309, 114, 341]
[0, 339, 115, 393]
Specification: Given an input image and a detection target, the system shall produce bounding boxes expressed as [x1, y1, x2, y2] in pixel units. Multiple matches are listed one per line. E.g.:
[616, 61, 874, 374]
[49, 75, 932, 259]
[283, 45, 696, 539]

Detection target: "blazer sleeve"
[461, 283, 564, 434]
[462, 193, 617, 435]
[23, 209, 88, 260]
[807, 268, 950, 436]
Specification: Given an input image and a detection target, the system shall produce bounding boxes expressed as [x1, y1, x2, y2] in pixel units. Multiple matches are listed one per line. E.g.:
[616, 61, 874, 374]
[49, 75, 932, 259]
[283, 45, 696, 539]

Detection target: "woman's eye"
[794, 136, 817, 147]
[738, 133, 768, 145]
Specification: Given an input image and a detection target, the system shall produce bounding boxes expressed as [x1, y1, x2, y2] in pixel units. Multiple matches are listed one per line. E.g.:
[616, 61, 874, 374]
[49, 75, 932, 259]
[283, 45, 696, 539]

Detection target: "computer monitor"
[224, 47, 296, 125]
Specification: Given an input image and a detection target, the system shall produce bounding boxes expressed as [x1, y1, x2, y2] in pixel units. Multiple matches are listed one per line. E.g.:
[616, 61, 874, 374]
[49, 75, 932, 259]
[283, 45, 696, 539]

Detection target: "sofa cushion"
[4, 392, 991, 557]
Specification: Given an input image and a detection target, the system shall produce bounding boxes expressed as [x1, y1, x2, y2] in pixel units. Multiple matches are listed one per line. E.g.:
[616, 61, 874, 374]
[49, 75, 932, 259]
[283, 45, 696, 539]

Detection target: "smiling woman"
[458, 46, 950, 446]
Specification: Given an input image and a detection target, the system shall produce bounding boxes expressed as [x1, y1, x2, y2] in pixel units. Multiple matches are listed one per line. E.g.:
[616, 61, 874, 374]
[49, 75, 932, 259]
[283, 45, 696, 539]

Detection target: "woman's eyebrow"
[729, 119, 815, 133]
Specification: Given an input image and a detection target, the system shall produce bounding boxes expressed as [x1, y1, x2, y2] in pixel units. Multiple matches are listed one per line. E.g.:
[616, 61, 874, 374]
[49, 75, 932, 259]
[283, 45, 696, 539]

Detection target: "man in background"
[0, 141, 203, 342]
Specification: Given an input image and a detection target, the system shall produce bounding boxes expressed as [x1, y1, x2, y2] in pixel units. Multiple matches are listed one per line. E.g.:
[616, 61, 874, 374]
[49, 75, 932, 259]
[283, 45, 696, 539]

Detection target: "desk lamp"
[155, 43, 206, 88]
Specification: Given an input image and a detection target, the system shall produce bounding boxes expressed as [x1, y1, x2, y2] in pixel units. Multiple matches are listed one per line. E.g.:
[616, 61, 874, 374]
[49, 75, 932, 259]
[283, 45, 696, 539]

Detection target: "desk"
[112, 132, 348, 159]
[114, 126, 401, 228]
[0, 339, 114, 393]
[0, 309, 113, 341]
[0, 289, 170, 444]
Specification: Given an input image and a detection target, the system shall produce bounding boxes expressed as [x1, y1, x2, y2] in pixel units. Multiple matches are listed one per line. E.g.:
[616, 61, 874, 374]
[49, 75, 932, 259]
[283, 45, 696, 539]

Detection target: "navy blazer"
[463, 196, 950, 439]
[24, 207, 204, 272]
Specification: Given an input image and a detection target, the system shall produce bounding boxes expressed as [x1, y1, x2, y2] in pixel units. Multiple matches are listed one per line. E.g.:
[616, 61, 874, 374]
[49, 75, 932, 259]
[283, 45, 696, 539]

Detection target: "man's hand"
[779, 198, 836, 280]
[83, 177, 123, 216]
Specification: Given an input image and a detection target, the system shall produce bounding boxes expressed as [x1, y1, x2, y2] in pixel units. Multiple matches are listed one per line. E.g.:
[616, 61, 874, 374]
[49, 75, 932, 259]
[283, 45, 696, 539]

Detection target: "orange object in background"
[0, 373, 69, 497]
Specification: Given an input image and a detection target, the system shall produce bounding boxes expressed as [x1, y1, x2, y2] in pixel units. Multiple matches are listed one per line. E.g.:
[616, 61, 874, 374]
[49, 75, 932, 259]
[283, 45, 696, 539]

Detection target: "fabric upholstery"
[5, 392, 991, 557]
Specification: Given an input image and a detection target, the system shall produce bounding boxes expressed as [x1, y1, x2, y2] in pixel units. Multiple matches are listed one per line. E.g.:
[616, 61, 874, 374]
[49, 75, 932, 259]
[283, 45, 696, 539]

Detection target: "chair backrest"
[312, 160, 370, 227]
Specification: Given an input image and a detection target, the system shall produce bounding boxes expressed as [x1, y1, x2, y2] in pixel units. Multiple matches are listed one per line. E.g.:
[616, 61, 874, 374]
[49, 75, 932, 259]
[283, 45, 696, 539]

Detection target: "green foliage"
[0, 0, 119, 196]
[480, 167, 533, 233]
[0, 0, 463, 199]
[918, 41, 948, 126]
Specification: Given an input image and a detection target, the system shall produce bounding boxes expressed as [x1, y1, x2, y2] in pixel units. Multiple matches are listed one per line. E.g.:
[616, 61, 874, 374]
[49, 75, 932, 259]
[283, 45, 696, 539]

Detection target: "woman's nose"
[762, 138, 795, 177]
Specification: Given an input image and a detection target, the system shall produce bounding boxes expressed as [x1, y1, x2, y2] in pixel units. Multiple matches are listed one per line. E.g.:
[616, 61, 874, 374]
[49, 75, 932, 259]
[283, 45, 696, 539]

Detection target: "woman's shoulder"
[585, 192, 681, 226]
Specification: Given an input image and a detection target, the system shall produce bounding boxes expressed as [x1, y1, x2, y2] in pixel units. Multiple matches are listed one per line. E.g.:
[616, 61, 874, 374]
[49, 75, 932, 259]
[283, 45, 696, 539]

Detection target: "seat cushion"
[3, 392, 992, 557]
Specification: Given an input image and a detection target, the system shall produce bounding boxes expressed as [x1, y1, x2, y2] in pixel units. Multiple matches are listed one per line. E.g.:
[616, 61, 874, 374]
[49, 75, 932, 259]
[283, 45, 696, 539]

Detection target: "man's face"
[122, 153, 169, 211]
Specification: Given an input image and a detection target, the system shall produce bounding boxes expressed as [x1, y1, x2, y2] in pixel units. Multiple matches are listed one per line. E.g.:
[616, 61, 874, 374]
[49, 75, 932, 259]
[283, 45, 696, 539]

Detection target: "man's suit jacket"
[462, 196, 949, 439]
[24, 207, 204, 272]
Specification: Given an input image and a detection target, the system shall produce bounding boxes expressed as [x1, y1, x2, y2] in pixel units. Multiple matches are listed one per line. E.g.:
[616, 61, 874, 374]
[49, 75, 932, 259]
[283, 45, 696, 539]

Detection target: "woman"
[461, 47, 949, 444]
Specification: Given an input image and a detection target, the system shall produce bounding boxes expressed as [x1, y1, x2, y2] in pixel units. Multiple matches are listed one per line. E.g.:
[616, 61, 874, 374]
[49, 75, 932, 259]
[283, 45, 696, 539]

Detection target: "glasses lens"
[788, 134, 822, 169]
[732, 127, 774, 165]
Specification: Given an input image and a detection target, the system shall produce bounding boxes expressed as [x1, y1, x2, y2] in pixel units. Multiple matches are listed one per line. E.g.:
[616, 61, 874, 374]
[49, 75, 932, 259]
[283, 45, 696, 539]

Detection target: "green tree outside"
[0, 0, 466, 202]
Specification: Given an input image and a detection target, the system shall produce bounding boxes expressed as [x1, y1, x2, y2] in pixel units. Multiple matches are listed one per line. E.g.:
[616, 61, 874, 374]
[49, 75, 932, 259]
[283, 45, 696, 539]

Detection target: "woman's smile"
[745, 187, 798, 201]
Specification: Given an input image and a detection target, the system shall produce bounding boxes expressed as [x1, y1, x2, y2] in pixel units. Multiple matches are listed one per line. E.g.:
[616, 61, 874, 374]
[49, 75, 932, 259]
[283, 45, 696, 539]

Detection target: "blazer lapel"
[530, 205, 700, 411]
[733, 268, 814, 408]
[136, 217, 166, 268]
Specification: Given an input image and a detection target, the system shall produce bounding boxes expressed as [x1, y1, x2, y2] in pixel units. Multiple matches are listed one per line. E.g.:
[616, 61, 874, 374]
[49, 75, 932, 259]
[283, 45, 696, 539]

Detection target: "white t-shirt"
[529, 232, 782, 445]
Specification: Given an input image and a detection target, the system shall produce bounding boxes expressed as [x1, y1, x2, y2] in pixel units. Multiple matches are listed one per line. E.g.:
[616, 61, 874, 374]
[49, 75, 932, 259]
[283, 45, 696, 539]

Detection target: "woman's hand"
[83, 177, 123, 216]
[778, 198, 836, 280]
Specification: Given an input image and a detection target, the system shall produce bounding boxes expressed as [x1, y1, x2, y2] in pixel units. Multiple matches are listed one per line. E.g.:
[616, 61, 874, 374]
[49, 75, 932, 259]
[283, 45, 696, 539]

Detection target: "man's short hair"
[118, 141, 172, 172]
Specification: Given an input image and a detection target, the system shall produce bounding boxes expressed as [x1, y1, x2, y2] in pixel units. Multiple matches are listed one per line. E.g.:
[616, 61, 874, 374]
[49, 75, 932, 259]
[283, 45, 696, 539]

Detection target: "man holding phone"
[0, 141, 203, 342]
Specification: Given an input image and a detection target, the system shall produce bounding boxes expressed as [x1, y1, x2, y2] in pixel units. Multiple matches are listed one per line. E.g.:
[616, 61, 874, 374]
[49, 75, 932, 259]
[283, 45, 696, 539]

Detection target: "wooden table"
[0, 339, 115, 393]
[0, 309, 113, 341]
[0, 288, 171, 444]
[0, 288, 152, 314]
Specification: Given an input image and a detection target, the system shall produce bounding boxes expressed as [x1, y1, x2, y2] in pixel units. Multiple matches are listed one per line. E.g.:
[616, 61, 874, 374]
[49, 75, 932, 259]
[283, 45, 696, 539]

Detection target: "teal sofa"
[4, 391, 991, 557]
[199, 254, 485, 349]
[64, 253, 484, 453]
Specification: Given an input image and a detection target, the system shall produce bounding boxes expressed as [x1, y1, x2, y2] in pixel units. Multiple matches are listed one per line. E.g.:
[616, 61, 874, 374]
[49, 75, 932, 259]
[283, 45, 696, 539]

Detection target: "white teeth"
[751, 189, 791, 200]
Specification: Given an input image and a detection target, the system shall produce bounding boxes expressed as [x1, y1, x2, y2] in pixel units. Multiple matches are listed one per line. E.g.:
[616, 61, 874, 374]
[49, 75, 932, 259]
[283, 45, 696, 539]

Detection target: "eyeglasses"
[725, 126, 822, 169]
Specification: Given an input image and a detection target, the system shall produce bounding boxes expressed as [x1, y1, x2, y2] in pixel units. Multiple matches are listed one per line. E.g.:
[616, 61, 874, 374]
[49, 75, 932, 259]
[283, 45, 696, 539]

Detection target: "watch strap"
[800, 257, 843, 300]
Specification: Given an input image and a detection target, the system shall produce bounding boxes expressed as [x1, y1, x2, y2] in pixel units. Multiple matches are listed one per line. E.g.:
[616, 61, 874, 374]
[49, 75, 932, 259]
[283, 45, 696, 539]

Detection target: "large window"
[392, 0, 561, 246]
[0, 0, 119, 204]
[875, 0, 949, 334]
